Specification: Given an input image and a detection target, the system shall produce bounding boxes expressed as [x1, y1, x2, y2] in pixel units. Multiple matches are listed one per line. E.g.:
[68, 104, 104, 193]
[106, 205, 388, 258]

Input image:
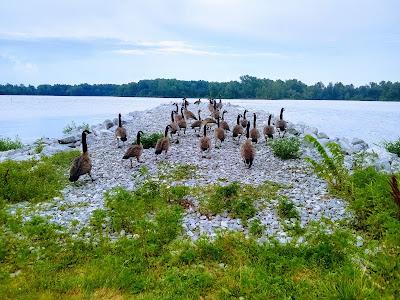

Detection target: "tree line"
[1, 75, 399, 101]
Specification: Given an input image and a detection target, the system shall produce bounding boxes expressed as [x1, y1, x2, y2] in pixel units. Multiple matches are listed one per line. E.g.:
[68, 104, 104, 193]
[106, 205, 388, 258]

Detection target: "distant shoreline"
[1, 76, 399, 101]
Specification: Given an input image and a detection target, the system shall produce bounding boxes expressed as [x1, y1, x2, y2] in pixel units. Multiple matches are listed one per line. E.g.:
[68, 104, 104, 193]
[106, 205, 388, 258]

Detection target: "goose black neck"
[217, 117, 220, 127]
[82, 132, 88, 153]
[213, 101, 216, 109]
[118, 114, 122, 127]
[253, 114, 256, 128]
[280, 108, 284, 120]
[198, 110, 201, 120]
[136, 131, 141, 144]
[246, 123, 250, 139]
[237, 115, 240, 125]
[171, 111, 174, 122]
[222, 111, 225, 120]
[243, 110, 247, 118]
[203, 125, 207, 136]
[268, 115, 272, 125]
[175, 103, 178, 113]
[181, 107, 184, 117]
[164, 126, 169, 137]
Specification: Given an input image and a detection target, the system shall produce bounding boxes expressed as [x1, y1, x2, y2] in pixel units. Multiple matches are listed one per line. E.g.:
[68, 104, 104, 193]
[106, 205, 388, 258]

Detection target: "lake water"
[0, 95, 399, 145]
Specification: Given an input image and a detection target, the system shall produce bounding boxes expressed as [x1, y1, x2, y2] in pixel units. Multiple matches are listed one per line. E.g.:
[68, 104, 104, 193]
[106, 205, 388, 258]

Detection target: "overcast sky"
[0, 0, 399, 85]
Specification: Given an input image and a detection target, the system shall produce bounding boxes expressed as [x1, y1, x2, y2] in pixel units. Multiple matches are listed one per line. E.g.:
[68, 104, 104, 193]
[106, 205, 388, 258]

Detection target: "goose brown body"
[183, 101, 197, 121]
[276, 108, 287, 137]
[123, 131, 144, 167]
[173, 103, 183, 122]
[263, 114, 275, 140]
[233, 114, 244, 141]
[155, 126, 171, 155]
[214, 117, 225, 147]
[169, 111, 179, 135]
[220, 110, 230, 132]
[69, 130, 93, 182]
[240, 122, 256, 168]
[191, 110, 202, 132]
[177, 107, 187, 134]
[115, 113, 127, 146]
[199, 125, 211, 155]
[249, 113, 260, 143]
[241, 110, 248, 128]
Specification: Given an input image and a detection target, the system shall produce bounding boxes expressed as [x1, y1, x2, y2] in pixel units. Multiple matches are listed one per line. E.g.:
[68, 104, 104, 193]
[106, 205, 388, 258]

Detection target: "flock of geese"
[69, 98, 288, 182]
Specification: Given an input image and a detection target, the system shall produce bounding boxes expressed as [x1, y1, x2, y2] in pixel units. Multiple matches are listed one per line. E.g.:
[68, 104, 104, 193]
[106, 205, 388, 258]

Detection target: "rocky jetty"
[4, 102, 400, 242]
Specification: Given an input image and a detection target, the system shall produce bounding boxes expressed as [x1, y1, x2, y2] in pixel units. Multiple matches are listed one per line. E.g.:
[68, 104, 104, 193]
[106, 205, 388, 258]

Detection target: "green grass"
[157, 162, 198, 182]
[0, 150, 80, 205]
[383, 138, 400, 157]
[141, 132, 164, 149]
[277, 197, 300, 220]
[270, 136, 301, 159]
[0, 137, 23, 152]
[195, 181, 281, 224]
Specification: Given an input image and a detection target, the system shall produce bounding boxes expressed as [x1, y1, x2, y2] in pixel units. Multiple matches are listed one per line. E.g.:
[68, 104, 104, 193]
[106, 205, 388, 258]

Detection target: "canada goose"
[123, 131, 143, 168]
[155, 125, 171, 157]
[208, 99, 214, 113]
[183, 98, 189, 107]
[115, 113, 127, 147]
[69, 130, 93, 182]
[214, 116, 225, 148]
[211, 100, 220, 119]
[263, 114, 275, 142]
[216, 99, 223, 109]
[169, 111, 180, 142]
[220, 110, 230, 132]
[241, 110, 248, 128]
[240, 122, 256, 168]
[191, 110, 202, 132]
[199, 125, 211, 158]
[177, 107, 187, 134]
[232, 114, 244, 144]
[249, 113, 261, 143]
[194, 99, 201, 105]
[173, 103, 183, 122]
[276, 108, 287, 137]
[183, 101, 197, 121]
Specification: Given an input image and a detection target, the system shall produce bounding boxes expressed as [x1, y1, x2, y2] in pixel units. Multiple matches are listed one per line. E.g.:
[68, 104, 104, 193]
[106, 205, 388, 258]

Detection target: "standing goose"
[177, 107, 187, 134]
[220, 110, 230, 132]
[155, 125, 171, 157]
[169, 111, 179, 139]
[208, 99, 215, 113]
[69, 130, 93, 182]
[216, 99, 223, 109]
[241, 110, 248, 128]
[183, 98, 189, 107]
[123, 131, 144, 168]
[276, 108, 287, 137]
[249, 113, 261, 143]
[211, 100, 220, 119]
[199, 125, 211, 158]
[232, 114, 244, 144]
[115, 113, 127, 147]
[183, 101, 197, 121]
[173, 103, 183, 122]
[263, 114, 275, 142]
[214, 116, 225, 148]
[191, 110, 202, 132]
[240, 122, 256, 168]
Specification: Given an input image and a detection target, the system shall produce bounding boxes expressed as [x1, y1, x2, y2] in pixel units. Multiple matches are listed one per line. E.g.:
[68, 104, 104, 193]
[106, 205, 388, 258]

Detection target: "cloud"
[114, 40, 286, 58]
[0, 53, 38, 73]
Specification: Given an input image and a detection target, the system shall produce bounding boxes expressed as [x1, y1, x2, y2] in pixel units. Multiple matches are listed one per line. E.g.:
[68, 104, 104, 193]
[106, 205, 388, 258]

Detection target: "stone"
[317, 132, 329, 139]
[58, 135, 78, 144]
[103, 119, 114, 129]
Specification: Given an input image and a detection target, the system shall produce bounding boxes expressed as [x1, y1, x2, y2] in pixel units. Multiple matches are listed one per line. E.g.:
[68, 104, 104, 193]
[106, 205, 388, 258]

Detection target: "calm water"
[0, 95, 399, 145]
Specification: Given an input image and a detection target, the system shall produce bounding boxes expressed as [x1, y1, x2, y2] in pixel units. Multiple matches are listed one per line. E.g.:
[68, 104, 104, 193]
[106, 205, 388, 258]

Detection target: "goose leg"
[130, 158, 133, 168]
[88, 172, 95, 182]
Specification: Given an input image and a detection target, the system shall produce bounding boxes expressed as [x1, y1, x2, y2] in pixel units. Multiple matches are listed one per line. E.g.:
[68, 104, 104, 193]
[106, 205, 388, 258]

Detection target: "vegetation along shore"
[1, 99, 400, 298]
[1, 75, 400, 101]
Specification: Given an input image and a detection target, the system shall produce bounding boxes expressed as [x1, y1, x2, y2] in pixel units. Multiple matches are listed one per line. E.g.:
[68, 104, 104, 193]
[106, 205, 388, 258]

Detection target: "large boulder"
[103, 119, 114, 130]
[58, 135, 78, 144]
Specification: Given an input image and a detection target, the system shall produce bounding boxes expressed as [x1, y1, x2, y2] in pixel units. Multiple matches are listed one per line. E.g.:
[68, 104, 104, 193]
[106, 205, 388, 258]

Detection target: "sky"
[0, 0, 399, 86]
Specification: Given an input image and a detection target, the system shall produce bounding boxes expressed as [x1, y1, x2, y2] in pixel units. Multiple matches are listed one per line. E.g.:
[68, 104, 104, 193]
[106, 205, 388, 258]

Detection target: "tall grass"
[0, 137, 23, 152]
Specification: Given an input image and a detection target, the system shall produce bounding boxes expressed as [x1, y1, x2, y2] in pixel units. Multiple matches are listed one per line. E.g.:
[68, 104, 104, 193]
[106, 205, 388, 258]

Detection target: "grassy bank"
[0, 143, 399, 298]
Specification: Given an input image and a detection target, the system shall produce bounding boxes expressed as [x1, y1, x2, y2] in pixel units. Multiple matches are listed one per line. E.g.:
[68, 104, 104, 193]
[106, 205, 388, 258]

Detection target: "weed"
[249, 219, 266, 237]
[305, 135, 349, 194]
[269, 137, 301, 159]
[0, 137, 23, 152]
[63, 121, 90, 134]
[277, 197, 299, 220]
[158, 162, 198, 181]
[140, 132, 164, 149]
[383, 138, 400, 157]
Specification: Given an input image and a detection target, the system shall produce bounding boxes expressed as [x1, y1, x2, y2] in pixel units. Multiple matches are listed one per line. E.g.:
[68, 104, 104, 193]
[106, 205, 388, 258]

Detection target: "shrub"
[63, 121, 90, 134]
[304, 135, 349, 194]
[249, 219, 266, 237]
[269, 137, 301, 159]
[383, 138, 400, 157]
[0, 137, 23, 152]
[277, 197, 299, 220]
[141, 132, 164, 149]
